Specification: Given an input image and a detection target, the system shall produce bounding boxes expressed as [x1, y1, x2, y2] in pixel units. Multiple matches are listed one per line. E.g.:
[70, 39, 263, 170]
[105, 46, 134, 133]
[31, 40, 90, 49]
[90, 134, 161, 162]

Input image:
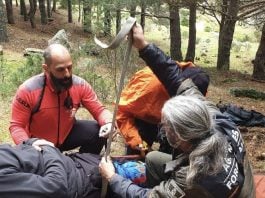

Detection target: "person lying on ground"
[117, 62, 209, 155]
[9, 44, 113, 154]
[98, 24, 255, 198]
[0, 138, 104, 198]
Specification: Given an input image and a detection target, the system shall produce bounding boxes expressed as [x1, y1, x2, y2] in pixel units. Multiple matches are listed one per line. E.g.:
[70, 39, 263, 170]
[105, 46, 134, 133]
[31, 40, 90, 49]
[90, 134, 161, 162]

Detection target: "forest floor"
[1, 7, 265, 173]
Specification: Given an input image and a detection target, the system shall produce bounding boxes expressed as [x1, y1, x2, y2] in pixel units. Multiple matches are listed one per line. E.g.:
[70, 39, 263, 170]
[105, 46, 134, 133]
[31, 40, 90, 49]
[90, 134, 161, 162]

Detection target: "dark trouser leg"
[126, 119, 159, 155]
[59, 120, 106, 154]
[145, 151, 171, 187]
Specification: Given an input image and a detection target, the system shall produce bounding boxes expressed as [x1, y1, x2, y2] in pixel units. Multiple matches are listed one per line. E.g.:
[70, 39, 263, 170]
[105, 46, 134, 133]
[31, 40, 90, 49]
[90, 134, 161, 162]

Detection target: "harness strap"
[29, 75, 46, 125]
[94, 17, 136, 198]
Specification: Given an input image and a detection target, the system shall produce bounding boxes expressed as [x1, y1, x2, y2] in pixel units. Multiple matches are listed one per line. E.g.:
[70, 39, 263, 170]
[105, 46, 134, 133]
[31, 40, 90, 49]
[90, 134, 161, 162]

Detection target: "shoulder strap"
[31, 75, 46, 115]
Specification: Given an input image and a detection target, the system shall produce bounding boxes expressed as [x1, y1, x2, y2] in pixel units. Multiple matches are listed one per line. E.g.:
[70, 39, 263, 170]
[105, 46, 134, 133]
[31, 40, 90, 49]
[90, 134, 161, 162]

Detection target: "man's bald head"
[43, 44, 71, 66]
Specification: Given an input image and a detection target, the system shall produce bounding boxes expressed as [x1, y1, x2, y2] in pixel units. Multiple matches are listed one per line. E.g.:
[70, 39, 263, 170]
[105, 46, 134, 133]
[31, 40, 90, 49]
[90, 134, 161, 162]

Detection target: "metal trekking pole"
[94, 17, 136, 198]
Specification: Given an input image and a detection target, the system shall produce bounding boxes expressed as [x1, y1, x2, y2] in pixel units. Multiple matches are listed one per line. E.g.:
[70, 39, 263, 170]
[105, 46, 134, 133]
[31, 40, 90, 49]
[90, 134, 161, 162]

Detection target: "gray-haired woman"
[99, 24, 255, 198]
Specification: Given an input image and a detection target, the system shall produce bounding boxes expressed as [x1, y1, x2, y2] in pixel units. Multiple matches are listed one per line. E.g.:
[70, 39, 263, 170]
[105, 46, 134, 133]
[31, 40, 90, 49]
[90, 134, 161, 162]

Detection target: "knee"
[146, 151, 161, 168]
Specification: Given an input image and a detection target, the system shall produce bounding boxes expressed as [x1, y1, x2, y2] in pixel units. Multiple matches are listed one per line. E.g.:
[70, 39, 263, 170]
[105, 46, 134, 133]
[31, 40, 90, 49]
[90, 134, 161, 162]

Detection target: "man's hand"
[99, 122, 114, 138]
[32, 139, 55, 151]
[99, 156, 115, 182]
[132, 23, 149, 50]
[134, 141, 150, 157]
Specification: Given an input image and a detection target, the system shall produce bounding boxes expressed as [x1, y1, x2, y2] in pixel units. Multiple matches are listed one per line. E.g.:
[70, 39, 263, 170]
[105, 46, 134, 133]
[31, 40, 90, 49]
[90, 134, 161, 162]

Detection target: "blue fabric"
[113, 160, 146, 185]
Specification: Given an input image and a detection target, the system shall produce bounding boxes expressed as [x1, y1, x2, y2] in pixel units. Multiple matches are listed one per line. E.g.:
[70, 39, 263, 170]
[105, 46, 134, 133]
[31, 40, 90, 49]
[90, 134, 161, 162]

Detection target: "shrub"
[11, 54, 43, 87]
[204, 26, 211, 32]
[182, 30, 189, 40]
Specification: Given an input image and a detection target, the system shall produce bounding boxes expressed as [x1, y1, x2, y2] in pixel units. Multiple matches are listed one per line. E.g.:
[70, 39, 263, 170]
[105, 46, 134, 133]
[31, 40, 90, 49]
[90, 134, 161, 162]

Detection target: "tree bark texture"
[20, 0, 23, 14]
[67, 0, 72, 23]
[39, 0, 47, 24]
[78, 0, 81, 22]
[83, 0, 92, 33]
[0, 0, 8, 42]
[217, 0, 239, 70]
[28, 0, 37, 28]
[169, 3, 182, 61]
[140, 0, 146, 32]
[130, 5, 136, 17]
[47, 0, 51, 18]
[52, 0, 56, 12]
[185, 2, 196, 62]
[116, 9, 121, 35]
[252, 23, 265, 80]
[20, 0, 28, 21]
[5, 0, 15, 24]
[103, 7, 111, 36]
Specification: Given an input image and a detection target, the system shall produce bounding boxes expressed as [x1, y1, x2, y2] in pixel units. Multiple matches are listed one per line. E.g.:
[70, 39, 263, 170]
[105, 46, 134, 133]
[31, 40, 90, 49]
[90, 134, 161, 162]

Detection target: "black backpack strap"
[29, 75, 46, 124]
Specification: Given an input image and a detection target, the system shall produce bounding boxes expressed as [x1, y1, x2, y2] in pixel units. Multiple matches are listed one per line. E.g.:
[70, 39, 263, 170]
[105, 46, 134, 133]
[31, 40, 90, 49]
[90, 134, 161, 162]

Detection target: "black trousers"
[69, 152, 120, 198]
[59, 120, 106, 154]
[126, 119, 159, 155]
[126, 119, 174, 155]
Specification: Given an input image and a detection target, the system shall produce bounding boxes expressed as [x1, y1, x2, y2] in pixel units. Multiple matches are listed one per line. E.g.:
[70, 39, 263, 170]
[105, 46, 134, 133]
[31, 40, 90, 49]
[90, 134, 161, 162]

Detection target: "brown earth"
[2, 7, 265, 173]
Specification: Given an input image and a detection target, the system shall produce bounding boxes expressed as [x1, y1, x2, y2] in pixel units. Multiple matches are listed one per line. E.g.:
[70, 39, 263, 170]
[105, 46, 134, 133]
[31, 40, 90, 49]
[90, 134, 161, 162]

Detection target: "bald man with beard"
[10, 44, 113, 154]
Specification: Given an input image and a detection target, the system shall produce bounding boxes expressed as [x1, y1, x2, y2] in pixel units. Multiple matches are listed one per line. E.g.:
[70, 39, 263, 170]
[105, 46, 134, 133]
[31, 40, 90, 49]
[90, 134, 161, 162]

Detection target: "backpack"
[218, 103, 265, 127]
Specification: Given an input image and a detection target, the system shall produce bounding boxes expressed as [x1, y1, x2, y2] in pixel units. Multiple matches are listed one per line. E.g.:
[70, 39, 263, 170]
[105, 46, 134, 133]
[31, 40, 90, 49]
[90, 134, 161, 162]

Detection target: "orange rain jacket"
[117, 62, 194, 148]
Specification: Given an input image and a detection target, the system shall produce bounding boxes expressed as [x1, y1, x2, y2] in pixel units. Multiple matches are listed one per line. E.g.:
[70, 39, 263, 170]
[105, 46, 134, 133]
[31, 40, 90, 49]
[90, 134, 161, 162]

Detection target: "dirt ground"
[2, 7, 265, 173]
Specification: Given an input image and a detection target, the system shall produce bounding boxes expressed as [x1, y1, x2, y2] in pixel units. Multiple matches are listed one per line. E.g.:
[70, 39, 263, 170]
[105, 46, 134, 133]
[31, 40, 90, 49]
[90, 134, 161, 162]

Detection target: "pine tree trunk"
[130, 5, 136, 17]
[20, 0, 27, 21]
[20, 0, 23, 14]
[67, 0, 72, 23]
[252, 23, 265, 80]
[185, 2, 196, 62]
[52, 0, 56, 12]
[78, 0, 81, 22]
[116, 9, 121, 34]
[104, 7, 111, 36]
[83, 0, 92, 33]
[5, 0, 15, 24]
[0, 0, 8, 42]
[169, 3, 182, 61]
[217, 0, 239, 70]
[47, 0, 51, 18]
[28, 0, 37, 28]
[140, 0, 146, 31]
[39, 0, 47, 24]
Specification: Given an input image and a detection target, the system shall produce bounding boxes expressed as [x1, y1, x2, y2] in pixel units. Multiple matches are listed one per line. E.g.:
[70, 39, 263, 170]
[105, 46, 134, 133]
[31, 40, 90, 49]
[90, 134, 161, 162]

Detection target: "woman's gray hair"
[162, 95, 226, 186]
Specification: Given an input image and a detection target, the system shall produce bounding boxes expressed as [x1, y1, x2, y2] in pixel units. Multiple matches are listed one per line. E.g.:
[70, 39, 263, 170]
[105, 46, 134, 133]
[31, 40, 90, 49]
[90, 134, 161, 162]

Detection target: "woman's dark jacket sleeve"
[139, 44, 183, 97]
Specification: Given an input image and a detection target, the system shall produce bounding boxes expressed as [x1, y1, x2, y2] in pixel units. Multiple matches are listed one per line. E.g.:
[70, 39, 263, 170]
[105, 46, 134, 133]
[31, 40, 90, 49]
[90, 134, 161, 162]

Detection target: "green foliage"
[196, 37, 201, 44]
[205, 38, 211, 43]
[11, 54, 43, 87]
[182, 30, 189, 39]
[232, 42, 241, 53]
[253, 31, 262, 42]
[180, 9, 189, 27]
[59, 0, 79, 9]
[181, 17, 189, 27]
[75, 60, 113, 102]
[0, 55, 23, 97]
[238, 34, 251, 42]
[204, 26, 211, 32]
[230, 88, 265, 100]
[221, 78, 239, 83]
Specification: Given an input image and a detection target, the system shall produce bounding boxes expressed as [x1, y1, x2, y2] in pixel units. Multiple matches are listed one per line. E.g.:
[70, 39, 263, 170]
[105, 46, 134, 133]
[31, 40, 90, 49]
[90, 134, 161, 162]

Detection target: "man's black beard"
[50, 73, 73, 93]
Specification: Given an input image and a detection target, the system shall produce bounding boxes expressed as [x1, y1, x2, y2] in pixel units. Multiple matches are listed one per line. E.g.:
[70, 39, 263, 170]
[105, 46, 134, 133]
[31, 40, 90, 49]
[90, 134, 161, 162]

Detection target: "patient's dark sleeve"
[109, 174, 151, 197]
[0, 145, 69, 198]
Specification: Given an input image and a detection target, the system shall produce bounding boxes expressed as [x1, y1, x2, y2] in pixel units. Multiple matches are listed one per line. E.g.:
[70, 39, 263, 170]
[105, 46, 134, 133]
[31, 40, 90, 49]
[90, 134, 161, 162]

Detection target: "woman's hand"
[99, 156, 116, 182]
[132, 23, 149, 50]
